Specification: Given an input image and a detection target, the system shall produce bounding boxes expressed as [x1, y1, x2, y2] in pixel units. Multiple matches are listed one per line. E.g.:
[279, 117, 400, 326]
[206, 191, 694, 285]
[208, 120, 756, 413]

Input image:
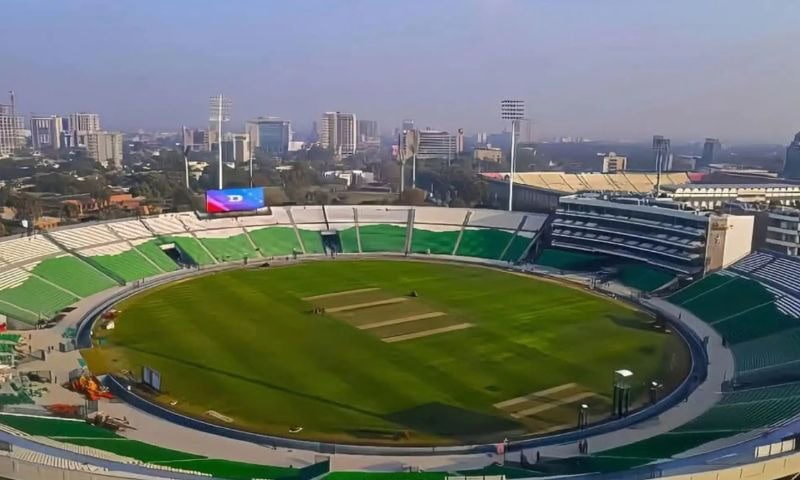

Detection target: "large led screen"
[205, 187, 265, 213]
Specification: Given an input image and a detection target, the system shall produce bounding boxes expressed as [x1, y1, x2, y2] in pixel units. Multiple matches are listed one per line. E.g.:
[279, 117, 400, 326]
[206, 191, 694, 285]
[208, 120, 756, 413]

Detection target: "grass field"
[84, 259, 689, 446]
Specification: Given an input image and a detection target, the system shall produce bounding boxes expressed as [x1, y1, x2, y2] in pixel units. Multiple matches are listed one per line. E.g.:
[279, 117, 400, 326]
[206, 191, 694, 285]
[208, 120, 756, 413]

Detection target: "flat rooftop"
[482, 171, 692, 195]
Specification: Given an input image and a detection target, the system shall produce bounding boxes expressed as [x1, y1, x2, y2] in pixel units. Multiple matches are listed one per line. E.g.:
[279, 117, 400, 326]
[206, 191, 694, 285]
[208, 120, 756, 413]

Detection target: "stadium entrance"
[158, 243, 192, 266]
[320, 231, 342, 255]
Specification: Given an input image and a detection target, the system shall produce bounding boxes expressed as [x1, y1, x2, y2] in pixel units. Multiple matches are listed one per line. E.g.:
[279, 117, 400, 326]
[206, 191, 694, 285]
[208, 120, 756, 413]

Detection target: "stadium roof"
[481, 171, 692, 195]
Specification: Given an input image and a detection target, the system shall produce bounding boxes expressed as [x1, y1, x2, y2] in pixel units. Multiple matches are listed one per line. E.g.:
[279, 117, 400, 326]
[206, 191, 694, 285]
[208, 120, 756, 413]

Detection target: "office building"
[402, 119, 415, 132]
[0, 105, 25, 158]
[69, 113, 101, 146]
[221, 133, 251, 164]
[700, 138, 722, 168]
[602, 152, 628, 173]
[30, 115, 64, 151]
[474, 146, 503, 163]
[516, 118, 534, 144]
[182, 127, 209, 152]
[320, 112, 357, 157]
[357, 120, 379, 142]
[783, 132, 800, 180]
[653, 135, 672, 173]
[766, 207, 800, 257]
[86, 131, 123, 169]
[246, 117, 291, 155]
[403, 129, 457, 161]
[552, 194, 754, 274]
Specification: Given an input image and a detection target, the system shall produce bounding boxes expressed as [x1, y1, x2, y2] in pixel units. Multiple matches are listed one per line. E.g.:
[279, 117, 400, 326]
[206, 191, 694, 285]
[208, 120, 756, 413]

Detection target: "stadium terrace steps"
[357, 224, 407, 253]
[0, 269, 78, 322]
[106, 219, 154, 240]
[195, 231, 260, 262]
[27, 256, 117, 298]
[80, 243, 162, 282]
[247, 226, 303, 256]
[456, 228, 515, 260]
[157, 235, 216, 266]
[132, 240, 180, 272]
[338, 227, 360, 253]
[0, 236, 61, 265]
[297, 228, 325, 254]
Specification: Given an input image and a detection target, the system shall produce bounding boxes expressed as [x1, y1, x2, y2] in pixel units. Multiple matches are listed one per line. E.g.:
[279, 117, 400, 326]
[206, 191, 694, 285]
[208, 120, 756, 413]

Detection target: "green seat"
[248, 227, 303, 256]
[199, 234, 260, 262]
[502, 234, 534, 263]
[159, 236, 216, 266]
[298, 229, 325, 254]
[339, 227, 360, 253]
[535, 248, 609, 271]
[358, 225, 407, 253]
[0, 276, 78, 320]
[135, 241, 179, 272]
[32, 256, 117, 297]
[90, 250, 161, 282]
[410, 228, 459, 255]
[456, 228, 514, 260]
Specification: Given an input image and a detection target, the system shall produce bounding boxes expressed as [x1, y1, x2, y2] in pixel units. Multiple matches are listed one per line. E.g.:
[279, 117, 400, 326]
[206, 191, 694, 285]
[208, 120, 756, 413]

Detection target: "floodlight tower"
[501, 99, 525, 211]
[209, 94, 231, 189]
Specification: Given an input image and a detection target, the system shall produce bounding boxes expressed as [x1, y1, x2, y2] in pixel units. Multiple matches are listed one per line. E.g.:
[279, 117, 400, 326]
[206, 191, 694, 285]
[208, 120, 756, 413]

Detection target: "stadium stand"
[0, 269, 78, 322]
[106, 219, 154, 240]
[247, 226, 304, 256]
[357, 224, 408, 253]
[132, 239, 180, 272]
[157, 235, 217, 266]
[49, 225, 119, 250]
[78, 243, 162, 282]
[668, 250, 800, 384]
[193, 229, 260, 261]
[141, 214, 190, 235]
[0, 236, 61, 265]
[295, 225, 326, 254]
[26, 256, 117, 297]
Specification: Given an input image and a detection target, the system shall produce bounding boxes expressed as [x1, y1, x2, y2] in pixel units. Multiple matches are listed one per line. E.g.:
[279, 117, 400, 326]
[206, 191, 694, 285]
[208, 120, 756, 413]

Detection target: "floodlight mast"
[501, 100, 525, 211]
[209, 94, 231, 190]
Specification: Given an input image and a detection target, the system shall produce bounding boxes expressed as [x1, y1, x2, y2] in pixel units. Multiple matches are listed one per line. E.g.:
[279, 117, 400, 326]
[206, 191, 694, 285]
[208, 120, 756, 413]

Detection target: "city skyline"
[1, 0, 799, 143]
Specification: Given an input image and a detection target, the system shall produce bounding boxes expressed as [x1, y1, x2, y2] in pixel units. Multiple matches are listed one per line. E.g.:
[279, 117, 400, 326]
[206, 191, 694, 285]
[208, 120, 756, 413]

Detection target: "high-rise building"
[404, 129, 457, 161]
[68, 112, 101, 146]
[700, 138, 721, 168]
[246, 117, 291, 155]
[357, 120, 379, 142]
[86, 131, 123, 169]
[783, 132, 800, 180]
[653, 135, 672, 172]
[602, 152, 628, 173]
[182, 127, 209, 152]
[320, 112, 357, 157]
[516, 118, 534, 144]
[30, 115, 63, 151]
[0, 104, 25, 158]
[402, 119, 415, 132]
[221, 133, 251, 164]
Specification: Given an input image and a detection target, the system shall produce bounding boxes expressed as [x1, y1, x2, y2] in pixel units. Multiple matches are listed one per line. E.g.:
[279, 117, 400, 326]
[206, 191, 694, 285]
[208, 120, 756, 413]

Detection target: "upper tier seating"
[142, 215, 188, 235]
[50, 225, 118, 249]
[158, 235, 216, 266]
[0, 236, 61, 264]
[106, 220, 153, 240]
[357, 206, 410, 224]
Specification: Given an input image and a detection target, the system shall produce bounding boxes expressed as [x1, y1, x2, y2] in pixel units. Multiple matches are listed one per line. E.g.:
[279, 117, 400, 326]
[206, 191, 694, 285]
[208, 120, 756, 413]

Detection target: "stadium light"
[501, 99, 525, 211]
[210, 94, 232, 190]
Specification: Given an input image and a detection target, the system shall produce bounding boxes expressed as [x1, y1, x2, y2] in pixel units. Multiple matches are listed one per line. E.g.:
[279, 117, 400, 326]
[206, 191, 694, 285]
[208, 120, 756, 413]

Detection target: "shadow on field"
[121, 345, 385, 421]
[607, 314, 657, 333]
[384, 402, 522, 442]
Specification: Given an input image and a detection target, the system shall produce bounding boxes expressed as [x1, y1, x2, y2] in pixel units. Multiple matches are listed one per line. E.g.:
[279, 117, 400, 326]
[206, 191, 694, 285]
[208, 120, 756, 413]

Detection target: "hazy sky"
[2, 0, 799, 143]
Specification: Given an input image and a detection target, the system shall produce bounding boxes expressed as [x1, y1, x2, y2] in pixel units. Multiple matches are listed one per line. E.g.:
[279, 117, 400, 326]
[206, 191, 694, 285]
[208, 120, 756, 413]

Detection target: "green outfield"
[84, 259, 689, 446]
